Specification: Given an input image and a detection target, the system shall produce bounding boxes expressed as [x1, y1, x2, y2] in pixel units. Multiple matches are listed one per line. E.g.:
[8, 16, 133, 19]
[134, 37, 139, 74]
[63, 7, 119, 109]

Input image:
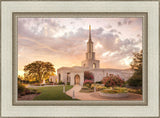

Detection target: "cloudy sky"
[18, 18, 142, 76]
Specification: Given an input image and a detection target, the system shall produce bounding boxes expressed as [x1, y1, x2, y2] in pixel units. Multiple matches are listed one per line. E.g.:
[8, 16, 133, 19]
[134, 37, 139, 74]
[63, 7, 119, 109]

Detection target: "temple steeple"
[89, 25, 92, 42]
[81, 25, 100, 69]
[87, 25, 93, 53]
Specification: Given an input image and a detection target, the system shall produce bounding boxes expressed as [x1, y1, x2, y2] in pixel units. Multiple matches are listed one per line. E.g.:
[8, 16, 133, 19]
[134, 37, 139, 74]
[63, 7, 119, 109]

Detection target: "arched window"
[74, 74, 80, 85]
[58, 73, 61, 82]
[93, 63, 96, 69]
[67, 72, 70, 82]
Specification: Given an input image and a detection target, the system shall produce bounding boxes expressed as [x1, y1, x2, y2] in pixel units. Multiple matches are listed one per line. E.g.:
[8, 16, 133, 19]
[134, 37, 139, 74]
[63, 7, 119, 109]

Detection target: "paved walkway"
[66, 85, 142, 101]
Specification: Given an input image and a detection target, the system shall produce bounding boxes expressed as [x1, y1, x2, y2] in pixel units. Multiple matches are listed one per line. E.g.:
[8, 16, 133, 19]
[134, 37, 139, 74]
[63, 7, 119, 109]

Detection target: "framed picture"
[1, 0, 159, 117]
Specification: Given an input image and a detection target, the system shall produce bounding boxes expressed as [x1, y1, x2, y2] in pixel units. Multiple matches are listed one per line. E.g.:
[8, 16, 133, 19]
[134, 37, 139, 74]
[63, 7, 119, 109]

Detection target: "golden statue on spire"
[89, 25, 91, 31]
[89, 25, 92, 41]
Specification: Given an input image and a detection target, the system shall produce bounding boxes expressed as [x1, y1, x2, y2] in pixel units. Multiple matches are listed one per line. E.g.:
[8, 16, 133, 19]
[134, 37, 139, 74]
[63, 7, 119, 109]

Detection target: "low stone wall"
[99, 92, 128, 98]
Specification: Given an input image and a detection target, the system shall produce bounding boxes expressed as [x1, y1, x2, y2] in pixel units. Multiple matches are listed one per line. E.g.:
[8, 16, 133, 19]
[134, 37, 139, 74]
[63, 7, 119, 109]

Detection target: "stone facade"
[49, 75, 57, 83]
[57, 25, 134, 86]
[57, 67, 85, 86]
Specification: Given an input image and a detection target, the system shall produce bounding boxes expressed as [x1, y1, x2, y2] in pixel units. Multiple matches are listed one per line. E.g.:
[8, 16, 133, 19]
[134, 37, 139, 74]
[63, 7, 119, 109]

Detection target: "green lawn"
[32, 85, 75, 100]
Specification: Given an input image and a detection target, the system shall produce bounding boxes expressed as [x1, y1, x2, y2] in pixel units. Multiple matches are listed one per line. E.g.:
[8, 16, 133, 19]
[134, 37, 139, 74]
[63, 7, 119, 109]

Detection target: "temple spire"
[89, 25, 92, 42]
[87, 25, 93, 54]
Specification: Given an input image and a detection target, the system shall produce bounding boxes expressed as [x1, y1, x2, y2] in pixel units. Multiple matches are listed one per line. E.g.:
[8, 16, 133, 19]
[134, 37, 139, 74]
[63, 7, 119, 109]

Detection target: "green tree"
[18, 75, 24, 83]
[127, 50, 142, 87]
[24, 61, 55, 84]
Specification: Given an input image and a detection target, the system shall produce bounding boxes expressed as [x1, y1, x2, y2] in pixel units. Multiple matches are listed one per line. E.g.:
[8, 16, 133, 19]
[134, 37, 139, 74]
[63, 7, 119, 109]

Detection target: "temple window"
[93, 63, 96, 69]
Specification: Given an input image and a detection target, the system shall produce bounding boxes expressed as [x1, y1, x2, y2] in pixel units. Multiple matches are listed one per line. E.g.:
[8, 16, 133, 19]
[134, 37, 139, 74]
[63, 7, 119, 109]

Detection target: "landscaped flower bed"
[101, 87, 128, 94]
[91, 84, 106, 91]
[80, 84, 106, 93]
[18, 82, 41, 98]
[100, 87, 128, 98]
[99, 92, 128, 98]
[83, 80, 93, 88]
[80, 86, 94, 93]
[102, 74, 125, 87]
[127, 88, 142, 95]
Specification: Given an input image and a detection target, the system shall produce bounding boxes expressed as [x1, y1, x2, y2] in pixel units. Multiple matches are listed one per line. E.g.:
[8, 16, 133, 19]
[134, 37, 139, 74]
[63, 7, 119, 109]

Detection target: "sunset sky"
[18, 18, 142, 76]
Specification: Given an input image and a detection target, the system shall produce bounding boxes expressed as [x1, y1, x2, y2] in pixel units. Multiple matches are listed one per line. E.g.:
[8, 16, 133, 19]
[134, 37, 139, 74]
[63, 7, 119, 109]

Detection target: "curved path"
[66, 85, 142, 101]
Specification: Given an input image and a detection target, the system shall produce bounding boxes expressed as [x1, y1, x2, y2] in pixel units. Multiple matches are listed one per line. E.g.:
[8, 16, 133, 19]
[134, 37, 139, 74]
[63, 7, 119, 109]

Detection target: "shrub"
[32, 83, 45, 86]
[46, 82, 54, 85]
[18, 82, 26, 93]
[82, 86, 89, 90]
[30, 89, 37, 94]
[83, 80, 93, 88]
[91, 84, 106, 91]
[18, 82, 41, 98]
[80, 86, 94, 93]
[102, 74, 125, 88]
[36, 91, 41, 94]
[33, 83, 41, 86]
[40, 84, 45, 86]
[67, 82, 70, 85]
[128, 88, 142, 94]
[85, 84, 90, 88]
[127, 73, 142, 87]
[58, 81, 64, 85]
[84, 71, 94, 80]
[25, 89, 31, 95]
[20, 92, 26, 96]
[96, 81, 102, 84]
[102, 87, 128, 94]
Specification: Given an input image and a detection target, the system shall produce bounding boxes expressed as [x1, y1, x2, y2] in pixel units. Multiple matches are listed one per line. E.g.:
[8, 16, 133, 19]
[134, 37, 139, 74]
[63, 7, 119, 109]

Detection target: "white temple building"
[57, 25, 133, 86]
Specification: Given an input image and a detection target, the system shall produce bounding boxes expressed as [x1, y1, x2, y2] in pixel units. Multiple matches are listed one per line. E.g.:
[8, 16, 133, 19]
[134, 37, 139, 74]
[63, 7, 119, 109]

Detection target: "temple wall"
[57, 67, 134, 86]
[91, 69, 134, 82]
